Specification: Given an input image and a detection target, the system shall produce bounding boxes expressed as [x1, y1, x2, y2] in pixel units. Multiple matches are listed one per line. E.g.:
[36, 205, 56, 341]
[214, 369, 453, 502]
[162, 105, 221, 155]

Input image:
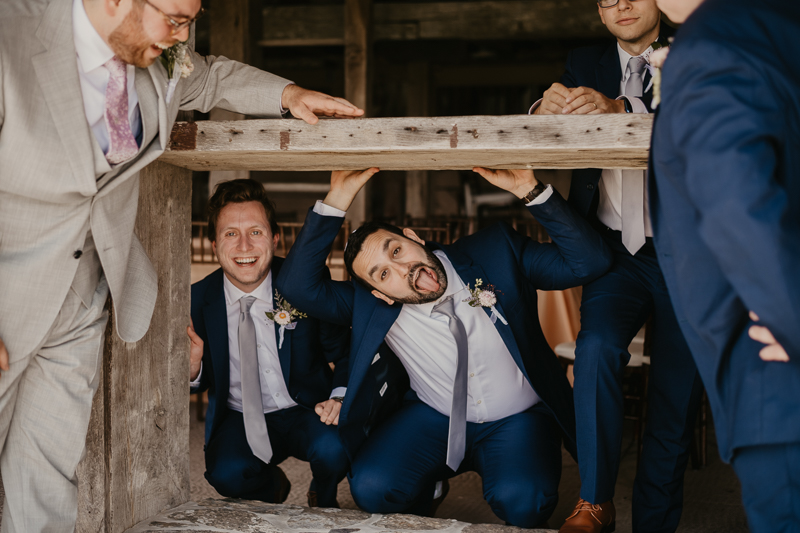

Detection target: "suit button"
[73, 250, 83, 259]
[586, 183, 595, 190]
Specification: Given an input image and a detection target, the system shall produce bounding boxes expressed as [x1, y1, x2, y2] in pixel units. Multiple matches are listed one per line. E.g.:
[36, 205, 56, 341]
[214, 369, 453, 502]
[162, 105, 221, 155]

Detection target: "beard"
[108, 4, 173, 68]
[389, 248, 448, 305]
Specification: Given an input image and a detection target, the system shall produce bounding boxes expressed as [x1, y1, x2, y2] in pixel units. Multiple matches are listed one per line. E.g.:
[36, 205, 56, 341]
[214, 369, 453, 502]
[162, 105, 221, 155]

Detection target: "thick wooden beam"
[344, 0, 373, 226]
[261, 1, 607, 46]
[160, 115, 651, 171]
[77, 162, 192, 532]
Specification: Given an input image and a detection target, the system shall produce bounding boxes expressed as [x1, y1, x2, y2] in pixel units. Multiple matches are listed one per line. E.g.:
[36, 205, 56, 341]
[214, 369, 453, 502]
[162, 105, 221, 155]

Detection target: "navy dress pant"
[349, 394, 562, 528]
[573, 230, 704, 532]
[732, 442, 800, 533]
[205, 406, 348, 507]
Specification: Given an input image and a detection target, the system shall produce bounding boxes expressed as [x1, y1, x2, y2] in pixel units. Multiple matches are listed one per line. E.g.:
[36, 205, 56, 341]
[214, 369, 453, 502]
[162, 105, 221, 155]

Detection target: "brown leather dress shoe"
[559, 499, 616, 533]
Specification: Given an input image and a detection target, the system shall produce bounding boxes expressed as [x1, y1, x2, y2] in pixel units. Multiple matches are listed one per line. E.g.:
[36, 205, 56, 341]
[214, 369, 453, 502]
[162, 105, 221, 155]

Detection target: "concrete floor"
[188, 401, 749, 532]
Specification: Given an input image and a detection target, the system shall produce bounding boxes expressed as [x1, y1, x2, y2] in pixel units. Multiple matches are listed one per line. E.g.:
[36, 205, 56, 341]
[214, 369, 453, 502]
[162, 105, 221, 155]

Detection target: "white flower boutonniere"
[645, 40, 672, 109]
[159, 41, 194, 104]
[463, 279, 508, 325]
[266, 291, 307, 348]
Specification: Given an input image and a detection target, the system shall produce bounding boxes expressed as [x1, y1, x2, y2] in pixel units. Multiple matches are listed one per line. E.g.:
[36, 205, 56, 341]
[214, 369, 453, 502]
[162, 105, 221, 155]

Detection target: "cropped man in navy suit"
[278, 167, 612, 527]
[188, 179, 350, 508]
[531, 2, 703, 532]
[650, 0, 800, 531]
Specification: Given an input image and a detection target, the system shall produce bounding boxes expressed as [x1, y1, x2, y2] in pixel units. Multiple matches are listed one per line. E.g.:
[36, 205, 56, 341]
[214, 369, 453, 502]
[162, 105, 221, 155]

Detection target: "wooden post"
[208, 0, 262, 187]
[77, 162, 192, 532]
[405, 62, 430, 220]
[344, 0, 373, 227]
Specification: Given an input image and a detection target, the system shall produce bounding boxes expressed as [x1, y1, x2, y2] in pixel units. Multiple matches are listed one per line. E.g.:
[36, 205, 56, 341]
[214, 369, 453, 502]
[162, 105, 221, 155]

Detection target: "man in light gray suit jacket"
[0, 0, 362, 530]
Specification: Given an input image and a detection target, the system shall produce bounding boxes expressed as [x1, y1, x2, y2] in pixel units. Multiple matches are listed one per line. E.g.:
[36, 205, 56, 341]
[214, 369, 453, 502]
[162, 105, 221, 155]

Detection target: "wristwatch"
[623, 97, 633, 113]
[331, 396, 344, 403]
[521, 182, 547, 204]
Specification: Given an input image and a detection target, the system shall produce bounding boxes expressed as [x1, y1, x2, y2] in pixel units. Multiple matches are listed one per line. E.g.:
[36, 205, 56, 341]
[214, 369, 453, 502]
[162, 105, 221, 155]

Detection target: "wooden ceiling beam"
[160, 115, 651, 171]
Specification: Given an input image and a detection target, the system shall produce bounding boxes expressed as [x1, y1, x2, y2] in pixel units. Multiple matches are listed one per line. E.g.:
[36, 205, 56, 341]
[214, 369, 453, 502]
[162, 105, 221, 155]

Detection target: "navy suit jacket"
[277, 192, 612, 460]
[190, 258, 351, 444]
[563, 23, 675, 222]
[650, 0, 800, 461]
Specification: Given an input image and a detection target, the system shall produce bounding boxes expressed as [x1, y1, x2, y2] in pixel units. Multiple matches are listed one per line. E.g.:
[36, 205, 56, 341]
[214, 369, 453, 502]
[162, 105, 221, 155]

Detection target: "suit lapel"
[348, 294, 402, 399]
[269, 259, 292, 385]
[135, 67, 161, 153]
[597, 41, 622, 99]
[203, 271, 231, 398]
[32, 0, 97, 197]
[146, 62, 170, 150]
[441, 246, 526, 372]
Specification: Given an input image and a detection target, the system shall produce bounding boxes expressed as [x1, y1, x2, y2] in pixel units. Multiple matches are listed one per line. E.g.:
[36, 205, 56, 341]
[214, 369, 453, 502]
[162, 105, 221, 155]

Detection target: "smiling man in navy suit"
[650, 0, 800, 531]
[188, 179, 350, 508]
[278, 167, 612, 527]
[530, 2, 704, 532]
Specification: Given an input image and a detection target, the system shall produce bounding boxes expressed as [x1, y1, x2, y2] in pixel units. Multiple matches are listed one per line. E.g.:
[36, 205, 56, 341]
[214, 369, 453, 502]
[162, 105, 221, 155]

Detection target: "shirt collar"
[409, 250, 469, 317]
[617, 42, 655, 82]
[73, 0, 116, 74]
[223, 271, 273, 308]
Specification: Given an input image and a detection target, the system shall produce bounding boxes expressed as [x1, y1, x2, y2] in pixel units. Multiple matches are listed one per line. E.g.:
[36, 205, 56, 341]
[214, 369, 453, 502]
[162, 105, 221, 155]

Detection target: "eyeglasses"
[142, 0, 205, 36]
[597, 0, 639, 8]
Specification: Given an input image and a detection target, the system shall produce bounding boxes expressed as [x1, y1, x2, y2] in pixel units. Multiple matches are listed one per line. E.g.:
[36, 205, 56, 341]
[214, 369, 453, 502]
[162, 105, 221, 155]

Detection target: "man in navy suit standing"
[650, 0, 800, 531]
[188, 179, 350, 507]
[531, 2, 704, 532]
[278, 167, 612, 527]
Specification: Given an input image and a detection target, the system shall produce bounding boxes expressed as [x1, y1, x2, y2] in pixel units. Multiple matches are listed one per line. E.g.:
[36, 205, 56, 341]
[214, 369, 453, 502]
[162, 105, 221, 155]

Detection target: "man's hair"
[344, 221, 407, 288]
[207, 179, 279, 242]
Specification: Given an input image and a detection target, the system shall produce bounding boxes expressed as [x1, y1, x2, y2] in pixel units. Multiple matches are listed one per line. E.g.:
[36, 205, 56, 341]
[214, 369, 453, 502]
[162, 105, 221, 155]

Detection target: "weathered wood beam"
[261, 1, 607, 46]
[160, 115, 651, 171]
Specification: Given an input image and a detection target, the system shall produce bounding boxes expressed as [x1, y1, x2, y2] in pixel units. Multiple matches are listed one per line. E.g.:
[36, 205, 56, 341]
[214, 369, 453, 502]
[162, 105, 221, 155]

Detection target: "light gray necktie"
[239, 296, 273, 464]
[621, 55, 648, 255]
[432, 295, 469, 471]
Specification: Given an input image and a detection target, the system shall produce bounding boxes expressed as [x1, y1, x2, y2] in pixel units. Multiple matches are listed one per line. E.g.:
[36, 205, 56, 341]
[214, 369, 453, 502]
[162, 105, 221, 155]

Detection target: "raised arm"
[473, 167, 612, 289]
[276, 168, 380, 326]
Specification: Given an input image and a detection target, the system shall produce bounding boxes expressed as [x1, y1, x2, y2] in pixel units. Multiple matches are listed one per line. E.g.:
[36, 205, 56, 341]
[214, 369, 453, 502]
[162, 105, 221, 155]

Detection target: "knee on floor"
[349, 469, 419, 513]
[486, 481, 558, 528]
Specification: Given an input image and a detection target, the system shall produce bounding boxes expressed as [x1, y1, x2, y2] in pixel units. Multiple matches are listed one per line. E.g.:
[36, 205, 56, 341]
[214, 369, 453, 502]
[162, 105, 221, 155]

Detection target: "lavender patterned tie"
[103, 57, 139, 166]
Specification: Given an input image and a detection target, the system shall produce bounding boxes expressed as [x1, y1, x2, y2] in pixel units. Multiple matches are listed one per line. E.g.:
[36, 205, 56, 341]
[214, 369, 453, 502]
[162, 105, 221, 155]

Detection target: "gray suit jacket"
[0, 0, 291, 359]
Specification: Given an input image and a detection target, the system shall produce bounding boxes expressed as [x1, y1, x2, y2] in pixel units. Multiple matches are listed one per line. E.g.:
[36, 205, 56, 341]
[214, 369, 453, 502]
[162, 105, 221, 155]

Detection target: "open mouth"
[234, 257, 258, 266]
[412, 265, 440, 293]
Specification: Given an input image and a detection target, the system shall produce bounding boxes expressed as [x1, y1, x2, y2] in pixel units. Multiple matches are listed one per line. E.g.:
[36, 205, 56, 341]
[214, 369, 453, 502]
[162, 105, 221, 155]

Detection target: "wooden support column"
[77, 162, 192, 532]
[344, 0, 373, 227]
[405, 62, 430, 220]
[209, 0, 263, 188]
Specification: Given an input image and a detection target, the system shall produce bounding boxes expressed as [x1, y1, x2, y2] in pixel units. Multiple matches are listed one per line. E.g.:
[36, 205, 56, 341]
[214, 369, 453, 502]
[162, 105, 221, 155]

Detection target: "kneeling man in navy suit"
[278, 167, 612, 526]
[188, 179, 350, 507]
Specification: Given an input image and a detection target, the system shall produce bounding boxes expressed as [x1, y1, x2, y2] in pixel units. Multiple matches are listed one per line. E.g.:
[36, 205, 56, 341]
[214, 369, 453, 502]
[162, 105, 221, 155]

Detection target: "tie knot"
[240, 296, 256, 314]
[432, 295, 456, 319]
[627, 55, 647, 76]
[105, 56, 126, 78]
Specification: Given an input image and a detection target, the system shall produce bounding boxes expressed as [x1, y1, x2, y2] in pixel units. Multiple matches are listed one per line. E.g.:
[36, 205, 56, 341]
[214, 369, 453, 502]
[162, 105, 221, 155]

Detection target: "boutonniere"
[158, 41, 194, 104]
[645, 39, 672, 109]
[463, 279, 508, 325]
[265, 291, 307, 349]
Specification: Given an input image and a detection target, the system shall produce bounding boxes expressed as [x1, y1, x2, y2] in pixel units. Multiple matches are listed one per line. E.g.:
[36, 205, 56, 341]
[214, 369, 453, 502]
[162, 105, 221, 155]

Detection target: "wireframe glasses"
[142, 0, 205, 36]
[597, 0, 638, 8]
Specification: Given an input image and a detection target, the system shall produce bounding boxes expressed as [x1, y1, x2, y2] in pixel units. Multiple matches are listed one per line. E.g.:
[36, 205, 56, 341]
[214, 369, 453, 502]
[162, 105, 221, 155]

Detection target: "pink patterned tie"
[104, 56, 138, 166]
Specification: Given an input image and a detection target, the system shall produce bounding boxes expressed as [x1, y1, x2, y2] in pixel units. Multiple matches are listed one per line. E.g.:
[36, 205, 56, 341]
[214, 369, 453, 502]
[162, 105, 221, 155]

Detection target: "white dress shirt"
[73, 0, 142, 154]
[596, 44, 654, 238]
[313, 192, 554, 423]
[385, 251, 540, 423]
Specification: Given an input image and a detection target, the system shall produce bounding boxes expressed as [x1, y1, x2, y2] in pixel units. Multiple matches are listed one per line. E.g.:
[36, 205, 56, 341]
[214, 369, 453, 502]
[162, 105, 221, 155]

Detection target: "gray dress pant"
[0, 233, 109, 533]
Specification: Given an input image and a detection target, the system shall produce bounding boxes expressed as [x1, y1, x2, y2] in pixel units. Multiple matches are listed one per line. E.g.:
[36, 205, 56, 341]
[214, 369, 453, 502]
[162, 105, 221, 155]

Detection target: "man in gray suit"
[0, 0, 362, 530]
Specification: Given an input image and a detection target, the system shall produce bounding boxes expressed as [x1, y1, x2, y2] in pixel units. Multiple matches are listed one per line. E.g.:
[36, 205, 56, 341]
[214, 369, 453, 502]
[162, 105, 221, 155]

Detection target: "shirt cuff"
[525, 184, 554, 206]
[528, 98, 544, 115]
[330, 387, 346, 399]
[279, 82, 296, 115]
[190, 362, 203, 387]
[314, 199, 347, 218]
[617, 95, 649, 114]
